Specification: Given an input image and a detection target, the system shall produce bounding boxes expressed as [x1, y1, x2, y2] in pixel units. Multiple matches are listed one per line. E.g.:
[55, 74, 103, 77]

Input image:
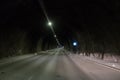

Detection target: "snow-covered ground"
[79, 54, 120, 70]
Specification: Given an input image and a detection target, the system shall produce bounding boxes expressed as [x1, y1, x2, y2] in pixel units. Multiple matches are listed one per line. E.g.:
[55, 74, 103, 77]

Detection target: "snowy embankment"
[79, 53, 120, 70]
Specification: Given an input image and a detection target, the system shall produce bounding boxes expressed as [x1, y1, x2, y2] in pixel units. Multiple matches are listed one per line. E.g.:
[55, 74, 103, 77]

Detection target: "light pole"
[38, 0, 61, 47]
[48, 21, 61, 47]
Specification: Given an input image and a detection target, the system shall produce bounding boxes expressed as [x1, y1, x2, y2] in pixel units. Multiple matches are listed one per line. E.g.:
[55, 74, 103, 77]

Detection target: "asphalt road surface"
[0, 49, 120, 80]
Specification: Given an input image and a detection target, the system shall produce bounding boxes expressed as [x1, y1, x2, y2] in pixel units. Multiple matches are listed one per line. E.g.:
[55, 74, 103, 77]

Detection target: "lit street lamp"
[73, 41, 78, 47]
[72, 41, 78, 53]
[54, 35, 57, 38]
[47, 21, 61, 47]
[48, 22, 52, 26]
[39, 0, 61, 47]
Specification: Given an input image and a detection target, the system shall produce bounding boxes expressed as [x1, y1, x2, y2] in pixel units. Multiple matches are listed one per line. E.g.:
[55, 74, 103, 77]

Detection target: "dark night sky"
[0, 0, 120, 51]
[43, 0, 120, 46]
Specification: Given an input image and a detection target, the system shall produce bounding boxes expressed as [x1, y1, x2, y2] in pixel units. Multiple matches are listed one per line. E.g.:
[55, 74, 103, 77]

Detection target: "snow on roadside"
[79, 55, 120, 70]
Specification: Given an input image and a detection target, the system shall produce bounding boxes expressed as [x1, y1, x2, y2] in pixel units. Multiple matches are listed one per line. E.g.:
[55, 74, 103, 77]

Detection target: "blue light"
[73, 42, 77, 46]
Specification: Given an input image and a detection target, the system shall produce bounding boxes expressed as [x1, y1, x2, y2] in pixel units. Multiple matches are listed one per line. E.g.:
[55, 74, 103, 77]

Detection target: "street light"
[73, 41, 78, 53]
[39, 0, 61, 48]
[47, 21, 61, 47]
[73, 42, 78, 47]
[48, 22, 52, 26]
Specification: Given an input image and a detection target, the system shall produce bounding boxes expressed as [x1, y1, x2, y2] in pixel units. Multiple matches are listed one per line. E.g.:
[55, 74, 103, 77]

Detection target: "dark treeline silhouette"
[71, 24, 120, 59]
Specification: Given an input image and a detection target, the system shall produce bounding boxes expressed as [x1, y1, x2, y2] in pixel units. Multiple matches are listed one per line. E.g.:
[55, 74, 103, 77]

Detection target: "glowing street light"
[39, 0, 61, 47]
[47, 21, 61, 46]
[48, 22, 52, 26]
[54, 35, 57, 38]
[73, 41, 78, 47]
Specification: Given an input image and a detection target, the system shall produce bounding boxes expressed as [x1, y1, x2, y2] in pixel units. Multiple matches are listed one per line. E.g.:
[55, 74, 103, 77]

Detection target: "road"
[0, 49, 120, 80]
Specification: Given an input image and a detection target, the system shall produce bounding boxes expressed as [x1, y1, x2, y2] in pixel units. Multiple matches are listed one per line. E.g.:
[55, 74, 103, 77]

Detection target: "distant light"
[54, 35, 57, 38]
[73, 42, 77, 46]
[48, 22, 52, 26]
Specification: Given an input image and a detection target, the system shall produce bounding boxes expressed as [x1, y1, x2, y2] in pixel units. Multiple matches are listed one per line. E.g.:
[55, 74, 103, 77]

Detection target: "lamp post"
[38, 0, 61, 48]
[48, 21, 61, 47]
